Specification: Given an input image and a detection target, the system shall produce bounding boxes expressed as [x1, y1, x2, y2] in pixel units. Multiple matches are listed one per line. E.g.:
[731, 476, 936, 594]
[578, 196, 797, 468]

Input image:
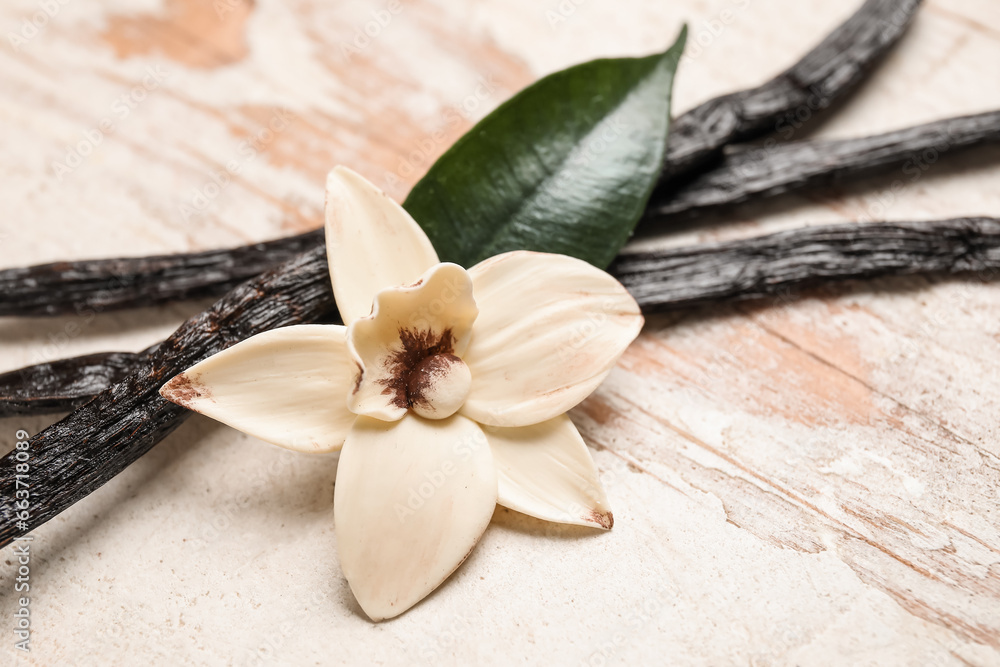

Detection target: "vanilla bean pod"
[0, 248, 335, 547]
[653, 0, 922, 193]
[15, 108, 992, 416]
[611, 218, 1000, 310]
[0, 347, 153, 417]
[7, 218, 1000, 420]
[0, 0, 923, 320]
[646, 111, 1000, 220]
[6, 107, 991, 323]
[0, 230, 323, 318]
[0, 0, 934, 541]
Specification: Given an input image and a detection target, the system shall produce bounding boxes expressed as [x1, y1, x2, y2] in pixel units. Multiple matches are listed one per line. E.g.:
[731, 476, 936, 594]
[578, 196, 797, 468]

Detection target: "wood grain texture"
[1, 0, 999, 665]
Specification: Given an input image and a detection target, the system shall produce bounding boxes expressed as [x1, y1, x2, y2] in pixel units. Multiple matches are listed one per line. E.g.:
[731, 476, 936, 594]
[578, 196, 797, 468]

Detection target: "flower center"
[406, 353, 471, 420]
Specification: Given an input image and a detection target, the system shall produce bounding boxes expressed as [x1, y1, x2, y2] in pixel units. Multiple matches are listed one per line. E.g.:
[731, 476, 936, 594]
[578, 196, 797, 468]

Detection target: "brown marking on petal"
[352, 362, 364, 394]
[378, 328, 455, 409]
[586, 510, 614, 530]
[160, 372, 210, 408]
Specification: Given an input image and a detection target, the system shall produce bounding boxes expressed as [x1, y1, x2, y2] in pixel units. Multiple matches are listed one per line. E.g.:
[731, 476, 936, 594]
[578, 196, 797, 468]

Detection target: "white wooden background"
[1, 0, 999, 665]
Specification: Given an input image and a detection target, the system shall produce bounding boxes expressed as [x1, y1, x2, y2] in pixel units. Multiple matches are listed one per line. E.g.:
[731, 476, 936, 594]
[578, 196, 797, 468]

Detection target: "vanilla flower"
[160, 167, 643, 620]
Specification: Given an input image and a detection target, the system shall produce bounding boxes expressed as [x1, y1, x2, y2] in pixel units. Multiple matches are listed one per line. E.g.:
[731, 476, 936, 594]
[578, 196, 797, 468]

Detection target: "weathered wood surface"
[1, 1, 998, 665]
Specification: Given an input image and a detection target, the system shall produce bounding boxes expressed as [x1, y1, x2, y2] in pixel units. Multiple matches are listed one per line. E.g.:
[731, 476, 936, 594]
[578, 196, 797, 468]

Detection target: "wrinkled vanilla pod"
[0, 248, 335, 547]
[653, 0, 923, 192]
[0, 230, 323, 317]
[0, 0, 945, 543]
[612, 218, 1000, 310]
[646, 111, 1000, 220]
[4, 108, 995, 330]
[5, 104, 993, 326]
[0, 0, 924, 320]
[0, 348, 154, 417]
[6, 218, 1000, 418]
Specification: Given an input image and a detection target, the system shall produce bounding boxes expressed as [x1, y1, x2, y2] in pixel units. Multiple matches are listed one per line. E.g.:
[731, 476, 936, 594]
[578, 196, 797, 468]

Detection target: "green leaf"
[404, 27, 687, 269]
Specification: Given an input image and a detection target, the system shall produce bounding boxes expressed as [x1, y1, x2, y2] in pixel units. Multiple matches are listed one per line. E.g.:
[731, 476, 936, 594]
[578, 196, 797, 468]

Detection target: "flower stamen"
[407, 353, 471, 419]
[376, 327, 470, 418]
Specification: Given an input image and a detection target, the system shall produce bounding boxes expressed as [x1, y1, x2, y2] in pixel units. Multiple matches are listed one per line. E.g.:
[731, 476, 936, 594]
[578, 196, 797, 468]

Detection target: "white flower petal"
[347, 263, 478, 422]
[159, 325, 356, 453]
[325, 166, 439, 325]
[462, 251, 643, 427]
[484, 414, 612, 529]
[334, 414, 497, 621]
